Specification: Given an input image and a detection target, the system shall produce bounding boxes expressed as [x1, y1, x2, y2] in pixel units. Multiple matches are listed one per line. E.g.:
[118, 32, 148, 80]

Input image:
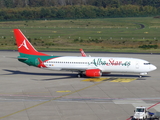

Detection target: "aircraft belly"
[46, 65, 91, 71]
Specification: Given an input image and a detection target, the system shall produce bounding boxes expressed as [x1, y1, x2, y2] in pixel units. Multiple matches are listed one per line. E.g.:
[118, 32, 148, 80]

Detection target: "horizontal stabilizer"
[18, 57, 28, 60]
[18, 57, 28, 61]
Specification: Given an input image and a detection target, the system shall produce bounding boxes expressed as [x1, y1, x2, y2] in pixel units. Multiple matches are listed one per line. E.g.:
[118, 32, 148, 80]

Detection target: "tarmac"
[0, 51, 160, 120]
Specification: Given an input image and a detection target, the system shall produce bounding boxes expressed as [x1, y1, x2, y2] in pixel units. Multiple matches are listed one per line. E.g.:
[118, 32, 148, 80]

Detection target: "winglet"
[80, 49, 87, 57]
[14, 29, 48, 56]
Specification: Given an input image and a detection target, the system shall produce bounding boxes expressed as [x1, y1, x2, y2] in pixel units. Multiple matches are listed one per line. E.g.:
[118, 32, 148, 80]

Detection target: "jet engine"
[85, 69, 102, 77]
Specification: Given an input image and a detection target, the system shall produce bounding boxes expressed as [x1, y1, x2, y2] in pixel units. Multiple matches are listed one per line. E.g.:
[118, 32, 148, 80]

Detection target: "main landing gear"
[139, 72, 147, 78]
[77, 71, 84, 78]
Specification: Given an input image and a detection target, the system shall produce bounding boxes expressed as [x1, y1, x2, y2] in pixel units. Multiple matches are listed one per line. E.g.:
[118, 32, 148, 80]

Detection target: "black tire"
[77, 74, 81, 78]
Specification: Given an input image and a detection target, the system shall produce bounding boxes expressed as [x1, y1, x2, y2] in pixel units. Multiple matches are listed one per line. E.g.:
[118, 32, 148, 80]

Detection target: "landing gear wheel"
[78, 74, 81, 78]
[77, 72, 83, 78]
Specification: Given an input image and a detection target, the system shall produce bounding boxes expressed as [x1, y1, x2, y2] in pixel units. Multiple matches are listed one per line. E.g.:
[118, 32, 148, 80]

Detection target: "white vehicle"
[133, 107, 150, 120]
[132, 107, 160, 120]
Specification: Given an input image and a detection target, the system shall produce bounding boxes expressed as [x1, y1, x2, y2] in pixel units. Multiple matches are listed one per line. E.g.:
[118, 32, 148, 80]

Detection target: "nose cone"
[151, 65, 157, 71]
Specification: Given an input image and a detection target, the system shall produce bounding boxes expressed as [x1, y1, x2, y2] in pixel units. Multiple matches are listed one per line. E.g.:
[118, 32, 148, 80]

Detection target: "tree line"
[0, 0, 159, 20]
[0, 0, 159, 8]
[0, 5, 159, 21]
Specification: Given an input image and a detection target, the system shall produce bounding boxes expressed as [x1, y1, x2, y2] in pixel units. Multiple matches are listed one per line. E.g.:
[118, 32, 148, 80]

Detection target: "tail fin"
[13, 29, 48, 56]
[80, 49, 87, 57]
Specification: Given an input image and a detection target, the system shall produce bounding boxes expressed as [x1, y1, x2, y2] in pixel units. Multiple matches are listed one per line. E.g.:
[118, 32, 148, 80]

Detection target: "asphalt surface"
[0, 51, 160, 120]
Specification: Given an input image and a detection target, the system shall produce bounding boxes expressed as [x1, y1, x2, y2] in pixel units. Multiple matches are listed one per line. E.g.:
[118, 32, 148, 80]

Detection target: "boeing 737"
[14, 29, 157, 78]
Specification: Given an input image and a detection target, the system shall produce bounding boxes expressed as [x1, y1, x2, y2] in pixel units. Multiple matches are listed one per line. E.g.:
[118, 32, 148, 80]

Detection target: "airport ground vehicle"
[132, 107, 160, 120]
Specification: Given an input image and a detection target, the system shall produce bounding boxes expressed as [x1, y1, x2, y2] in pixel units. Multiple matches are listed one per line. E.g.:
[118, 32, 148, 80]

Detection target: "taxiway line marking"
[56, 90, 71, 93]
[82, 78, 137, 83]
[110, 78, 136, 82]
[147, 102, 160, 110]
[0, 80, 105, 119]
[82, 77, 108, 82]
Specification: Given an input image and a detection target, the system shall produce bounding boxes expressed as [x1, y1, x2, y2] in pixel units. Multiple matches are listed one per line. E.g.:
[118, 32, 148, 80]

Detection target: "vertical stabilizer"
[80, 49, 87, 57]
[14, 29, 48, 56]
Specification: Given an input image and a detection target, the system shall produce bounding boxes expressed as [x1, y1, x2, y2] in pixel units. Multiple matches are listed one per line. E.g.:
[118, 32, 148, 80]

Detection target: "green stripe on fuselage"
[18, 53, 60, 66]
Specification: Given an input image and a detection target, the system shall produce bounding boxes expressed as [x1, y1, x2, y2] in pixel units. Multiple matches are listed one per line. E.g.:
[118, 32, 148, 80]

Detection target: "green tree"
[56, 8, 66, 18]
[4, 0, 14, 7]
[40, 8, 51, 18]
[0, 0, 5, 8]
[75, 6, 85, 18]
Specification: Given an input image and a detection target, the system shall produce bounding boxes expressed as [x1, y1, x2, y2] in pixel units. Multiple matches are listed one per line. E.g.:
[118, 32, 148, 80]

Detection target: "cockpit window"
[144, 63, 151, 65]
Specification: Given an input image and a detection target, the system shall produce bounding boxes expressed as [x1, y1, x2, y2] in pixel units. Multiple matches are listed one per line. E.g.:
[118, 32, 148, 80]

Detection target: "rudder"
[14, 29, 48, 56]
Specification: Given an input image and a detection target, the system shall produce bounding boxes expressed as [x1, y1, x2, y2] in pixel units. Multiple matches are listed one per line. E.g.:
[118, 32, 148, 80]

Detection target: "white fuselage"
[42, 56, 157, 74]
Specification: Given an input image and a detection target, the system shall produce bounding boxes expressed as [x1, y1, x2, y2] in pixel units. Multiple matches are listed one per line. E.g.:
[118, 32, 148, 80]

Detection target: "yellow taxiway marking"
[110, 78, 136, 82]
[82, 78, 109, 82]
[0, 80, 105, 119]
[82, 77, 137, 83]
[56, 90, 71, 93]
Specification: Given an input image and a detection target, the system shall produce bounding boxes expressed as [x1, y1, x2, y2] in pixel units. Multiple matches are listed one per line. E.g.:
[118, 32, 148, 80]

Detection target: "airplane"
[13, 29, 157, 78]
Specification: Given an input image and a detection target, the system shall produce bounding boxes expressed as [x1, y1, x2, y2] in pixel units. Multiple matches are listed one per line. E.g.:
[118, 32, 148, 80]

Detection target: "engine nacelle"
[85, 69, 102, 77]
